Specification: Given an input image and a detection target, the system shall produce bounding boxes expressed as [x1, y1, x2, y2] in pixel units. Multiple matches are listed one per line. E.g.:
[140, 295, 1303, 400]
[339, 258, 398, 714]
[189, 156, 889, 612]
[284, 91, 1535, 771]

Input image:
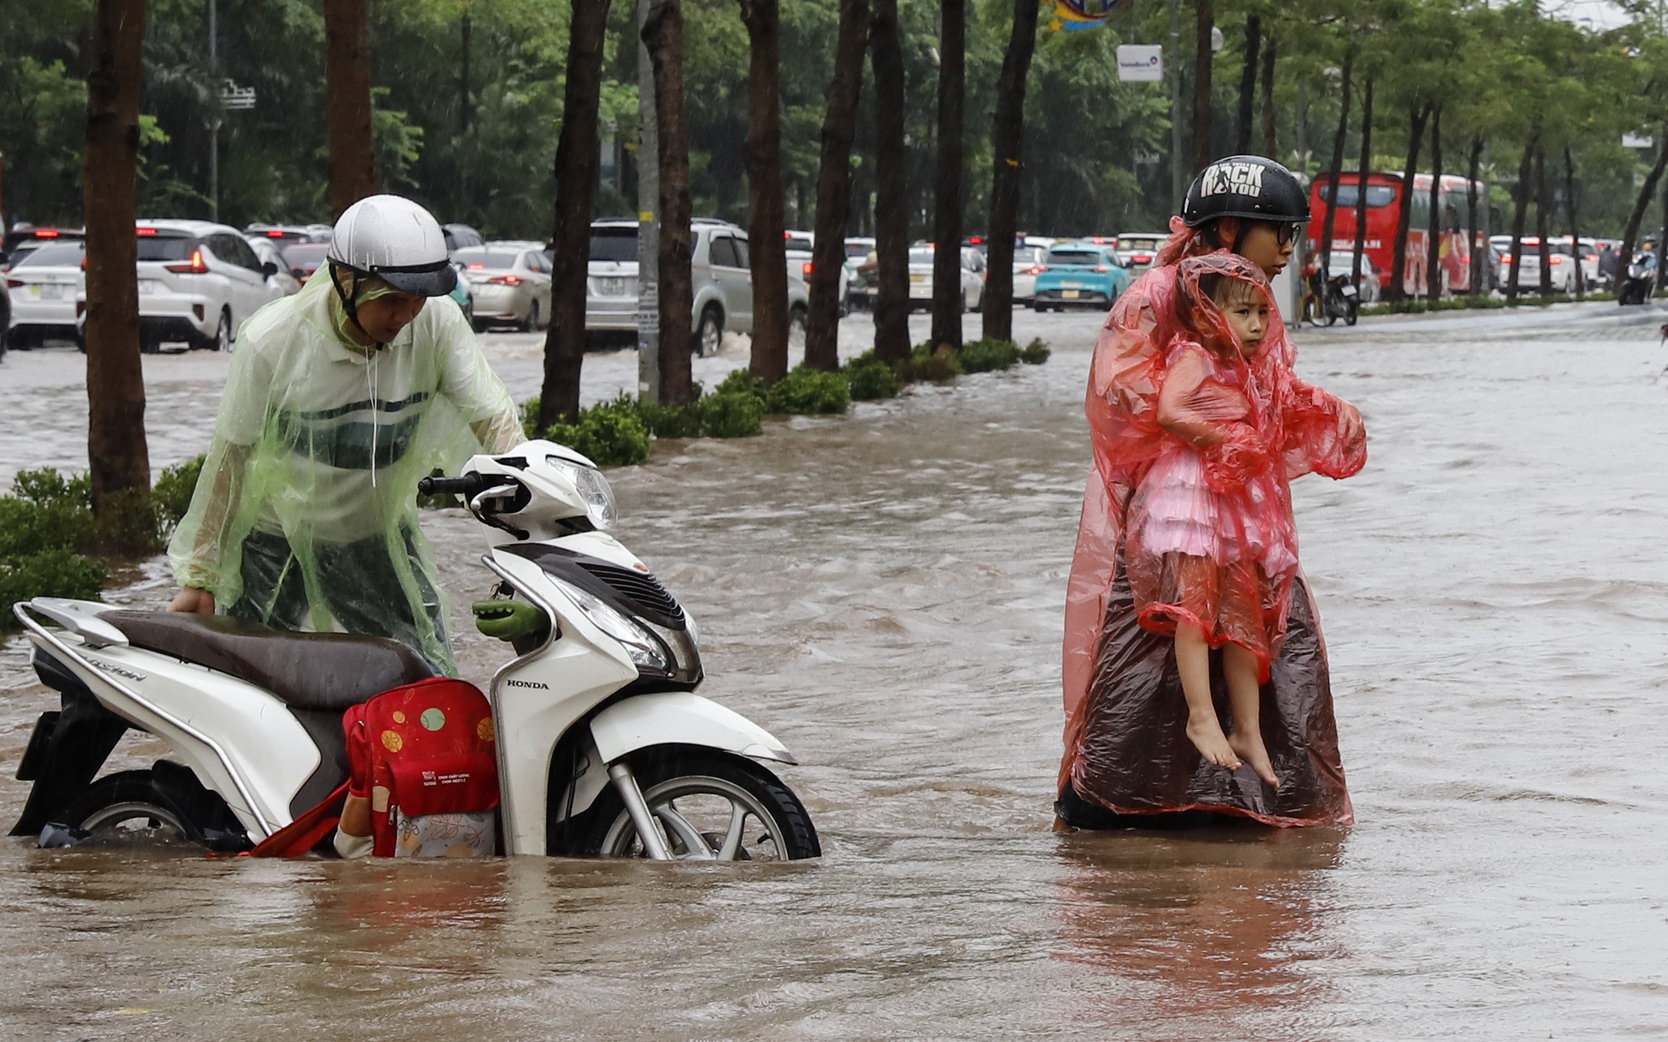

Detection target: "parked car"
[6, 239, 86, 347]
[96, 220, 288, 351]
[843, 236, 875, 309]
[906, 244, 986, 311]
[245, 236, 302, 296]
[1032, 242, 1131, 311]
[2, 226, 84, 270]
[280, 242, 331, 286]
[456, 241, 552, 332]
[443, 223, 485, 254]
[1319, 250, 1383, 303]
[574, 218, 810, 355]
[243, 223, 331, 247]
[1547, 235, 1607, 290]
[1012, 243, 1051, 303]
[1112, 232, 1167, 275]
[782, 229, 850, 316]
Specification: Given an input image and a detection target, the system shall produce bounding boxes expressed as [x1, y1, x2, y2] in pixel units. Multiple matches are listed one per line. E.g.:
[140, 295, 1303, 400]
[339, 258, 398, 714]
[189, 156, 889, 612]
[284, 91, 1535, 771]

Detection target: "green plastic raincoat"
[168, 272, 522, 674]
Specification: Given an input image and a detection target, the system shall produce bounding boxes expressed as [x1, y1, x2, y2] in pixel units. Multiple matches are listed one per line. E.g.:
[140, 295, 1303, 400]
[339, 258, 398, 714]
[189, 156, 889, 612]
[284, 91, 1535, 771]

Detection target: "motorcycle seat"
[99, 611, 436, 712]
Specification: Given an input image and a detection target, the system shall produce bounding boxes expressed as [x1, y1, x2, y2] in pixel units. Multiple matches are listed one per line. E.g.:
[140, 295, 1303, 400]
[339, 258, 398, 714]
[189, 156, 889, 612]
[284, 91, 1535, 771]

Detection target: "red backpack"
[342, 677, 500, 857]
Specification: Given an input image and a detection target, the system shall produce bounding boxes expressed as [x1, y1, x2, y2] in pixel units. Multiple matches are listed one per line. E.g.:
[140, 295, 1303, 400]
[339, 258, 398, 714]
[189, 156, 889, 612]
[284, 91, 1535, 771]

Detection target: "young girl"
[1126, 253, 1300, 790]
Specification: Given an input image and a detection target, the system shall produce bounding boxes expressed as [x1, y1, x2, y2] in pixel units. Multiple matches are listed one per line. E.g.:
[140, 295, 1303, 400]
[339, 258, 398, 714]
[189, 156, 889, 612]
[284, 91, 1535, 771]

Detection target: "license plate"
[1062, 289, 1080, 299]
[37, 284, 67, 300]
[1340, 284, 1358, 298]
[909, 274, 925, 282]
[599, 277, 628, 296]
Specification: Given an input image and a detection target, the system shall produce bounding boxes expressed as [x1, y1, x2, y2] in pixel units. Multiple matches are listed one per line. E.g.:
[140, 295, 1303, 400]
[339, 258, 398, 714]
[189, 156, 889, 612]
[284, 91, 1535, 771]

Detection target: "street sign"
[1623, 133, 1655, 149]
[1116, 44, 1164, 82]
[220, 80, 255, 110]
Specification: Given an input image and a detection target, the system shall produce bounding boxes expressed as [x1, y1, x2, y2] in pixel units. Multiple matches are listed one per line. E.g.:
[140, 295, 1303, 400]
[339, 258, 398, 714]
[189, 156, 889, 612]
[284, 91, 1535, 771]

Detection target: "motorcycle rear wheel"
[578, 750, 820, 861]
[57, 771, 203, 846]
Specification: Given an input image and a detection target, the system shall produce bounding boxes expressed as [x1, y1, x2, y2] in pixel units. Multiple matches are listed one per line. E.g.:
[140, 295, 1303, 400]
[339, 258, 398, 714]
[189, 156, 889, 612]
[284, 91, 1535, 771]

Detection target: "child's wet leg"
[1176, 623, 1241, 771]
[1223, 643, 1280, 788]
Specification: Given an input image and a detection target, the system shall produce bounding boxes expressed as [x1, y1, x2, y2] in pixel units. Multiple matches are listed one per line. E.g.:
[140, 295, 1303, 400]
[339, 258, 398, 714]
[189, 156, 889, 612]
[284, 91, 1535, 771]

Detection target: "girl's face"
[1217, 294, 1270, 355]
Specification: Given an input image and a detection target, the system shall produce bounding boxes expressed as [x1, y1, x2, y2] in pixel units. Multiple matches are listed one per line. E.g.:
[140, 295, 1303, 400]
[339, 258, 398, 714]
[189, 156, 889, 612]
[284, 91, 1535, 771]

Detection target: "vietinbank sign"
[1115, 45, 1163, 82]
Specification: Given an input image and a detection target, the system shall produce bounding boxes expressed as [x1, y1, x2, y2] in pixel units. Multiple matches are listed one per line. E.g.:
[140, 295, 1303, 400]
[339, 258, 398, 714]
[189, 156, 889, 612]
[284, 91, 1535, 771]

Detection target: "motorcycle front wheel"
[579, 750, 820, 861]
[56, 771, 202, 846]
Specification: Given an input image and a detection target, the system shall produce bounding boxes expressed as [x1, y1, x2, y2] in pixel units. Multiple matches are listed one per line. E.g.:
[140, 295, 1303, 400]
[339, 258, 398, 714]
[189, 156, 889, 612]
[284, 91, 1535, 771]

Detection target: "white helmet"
[326, 194, 457, 297]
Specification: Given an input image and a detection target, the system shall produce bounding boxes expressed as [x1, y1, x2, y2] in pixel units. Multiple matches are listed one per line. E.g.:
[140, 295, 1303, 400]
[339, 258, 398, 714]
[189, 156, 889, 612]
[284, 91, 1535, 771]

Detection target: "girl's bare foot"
[1228, 731, 1281, 788]
[1186, 713, 1242, 771]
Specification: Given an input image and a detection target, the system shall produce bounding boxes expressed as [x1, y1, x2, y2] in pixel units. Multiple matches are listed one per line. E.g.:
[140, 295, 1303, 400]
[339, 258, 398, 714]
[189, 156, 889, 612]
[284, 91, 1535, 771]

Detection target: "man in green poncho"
[166, 195, 524, 674]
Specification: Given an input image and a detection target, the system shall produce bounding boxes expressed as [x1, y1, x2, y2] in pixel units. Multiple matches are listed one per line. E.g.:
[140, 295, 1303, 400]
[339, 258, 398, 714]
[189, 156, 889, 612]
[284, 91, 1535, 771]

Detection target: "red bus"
[1307, 172, 1489, 296]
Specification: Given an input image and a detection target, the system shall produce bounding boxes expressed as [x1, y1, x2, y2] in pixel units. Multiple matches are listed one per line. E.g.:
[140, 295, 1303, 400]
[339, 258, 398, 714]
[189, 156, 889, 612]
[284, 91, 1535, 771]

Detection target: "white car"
[1011, 241, 1053, 303]
[1490, 234, 1575, 293]
[906, 244, 985, 311]
[1112, 232, 1167, 275]
[98, 219, 287, 351]
[245, 236, 302, 296]
[458, 241, 553, 332]
[782, 228, 850, 317]
[578, 218, 810, 355]
[6, 238, 85, 347]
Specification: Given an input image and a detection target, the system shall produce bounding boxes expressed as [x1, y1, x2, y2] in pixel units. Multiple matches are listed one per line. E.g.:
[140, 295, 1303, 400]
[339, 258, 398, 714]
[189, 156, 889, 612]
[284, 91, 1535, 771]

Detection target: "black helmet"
[1182, 156, 1310, 228]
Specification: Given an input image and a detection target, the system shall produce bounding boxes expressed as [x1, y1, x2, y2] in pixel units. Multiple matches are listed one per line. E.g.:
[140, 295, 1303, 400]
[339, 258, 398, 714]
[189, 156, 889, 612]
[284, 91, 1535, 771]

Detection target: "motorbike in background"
[1617, 251, 1657, 306]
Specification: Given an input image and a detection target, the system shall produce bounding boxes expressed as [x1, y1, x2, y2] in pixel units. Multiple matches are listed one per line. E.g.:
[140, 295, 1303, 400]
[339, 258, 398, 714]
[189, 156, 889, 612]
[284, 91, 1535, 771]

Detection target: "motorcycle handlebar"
[417, 473, 501, 499]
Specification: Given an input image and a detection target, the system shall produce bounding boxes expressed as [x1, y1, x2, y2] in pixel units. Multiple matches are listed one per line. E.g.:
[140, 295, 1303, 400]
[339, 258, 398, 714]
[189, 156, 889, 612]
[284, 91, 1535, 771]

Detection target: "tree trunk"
[871, 0, 911, 364]
[324, 0, 376, 218]
[1505, 132, 1536, 305]
[84, 0, 150, 512]
[1655, 160, 1668, 293]
[1617, 128, 1668, 278]
[459, 12, 472, 136]
[1425, 102, 1443, 302]
[1388, 102, 1431, 303]
[1192, 0, 1214, 173]
[1563, 146, 1583, 299]
[1466, 135, 1483, 296]
[981, 0, 1039, 343]
[642, 0, 694, 404]
[1259, 34, 1276, 158]
[1234, 14, 1259, 156]
[805, 0, 868, 371]
[1350, 77, 1372, 291]
[537, 0, 611, 431]
[930, 0, 966, 349]
[1535, 146, 1552, 298]
[739, 0, 789, 384]
[1315, 51, 1352, 288]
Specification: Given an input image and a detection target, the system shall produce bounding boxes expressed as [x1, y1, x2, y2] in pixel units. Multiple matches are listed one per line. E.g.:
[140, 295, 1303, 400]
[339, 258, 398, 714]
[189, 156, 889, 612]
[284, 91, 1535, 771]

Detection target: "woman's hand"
[168, 587, 216, 614]
[1336, 401, 1365, 452]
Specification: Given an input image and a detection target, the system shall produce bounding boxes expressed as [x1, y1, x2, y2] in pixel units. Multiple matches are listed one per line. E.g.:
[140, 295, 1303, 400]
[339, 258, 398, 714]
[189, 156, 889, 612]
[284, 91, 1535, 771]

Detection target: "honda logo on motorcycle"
[1199, 161, 1264, 197]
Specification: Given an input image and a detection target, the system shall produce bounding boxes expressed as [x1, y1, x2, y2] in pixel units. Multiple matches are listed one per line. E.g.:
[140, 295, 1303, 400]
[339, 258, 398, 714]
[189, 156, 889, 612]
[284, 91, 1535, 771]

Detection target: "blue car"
[1032, 242, 1132, 311]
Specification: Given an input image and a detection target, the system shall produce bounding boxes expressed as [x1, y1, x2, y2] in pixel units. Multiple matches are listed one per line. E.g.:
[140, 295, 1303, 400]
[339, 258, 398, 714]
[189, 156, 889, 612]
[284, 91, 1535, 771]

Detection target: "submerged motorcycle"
[10, 440, 819, 861]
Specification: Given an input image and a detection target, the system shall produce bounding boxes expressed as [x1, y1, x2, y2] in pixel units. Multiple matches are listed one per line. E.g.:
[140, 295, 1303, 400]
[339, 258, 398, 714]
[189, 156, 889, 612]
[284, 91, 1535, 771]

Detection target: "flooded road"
[3, 303, 1667, 1039]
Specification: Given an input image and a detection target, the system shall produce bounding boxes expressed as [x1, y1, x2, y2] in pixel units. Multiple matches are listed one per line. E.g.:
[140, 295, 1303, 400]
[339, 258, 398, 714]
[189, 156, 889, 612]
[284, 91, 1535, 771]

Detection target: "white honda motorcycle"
[10, 440, 819, 861]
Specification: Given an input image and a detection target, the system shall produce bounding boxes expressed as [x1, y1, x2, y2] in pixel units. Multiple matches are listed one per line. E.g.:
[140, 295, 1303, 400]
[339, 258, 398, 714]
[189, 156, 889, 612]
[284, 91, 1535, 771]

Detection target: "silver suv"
[579, 218, 809, 355]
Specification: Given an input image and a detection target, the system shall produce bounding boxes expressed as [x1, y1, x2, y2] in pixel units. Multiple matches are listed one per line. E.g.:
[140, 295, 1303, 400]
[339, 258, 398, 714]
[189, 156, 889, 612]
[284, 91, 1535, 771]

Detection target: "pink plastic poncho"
[1058, 221, 1366, 827]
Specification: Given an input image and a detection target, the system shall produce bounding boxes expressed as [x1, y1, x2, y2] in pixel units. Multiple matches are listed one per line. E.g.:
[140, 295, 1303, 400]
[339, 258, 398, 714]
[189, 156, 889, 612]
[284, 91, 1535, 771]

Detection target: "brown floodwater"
[1, 303, 1666, 1039]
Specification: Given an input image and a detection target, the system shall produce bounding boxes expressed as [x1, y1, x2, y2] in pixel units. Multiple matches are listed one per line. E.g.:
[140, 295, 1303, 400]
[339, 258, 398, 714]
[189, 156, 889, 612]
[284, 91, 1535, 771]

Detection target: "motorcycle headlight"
[546, 456, 617, 530]
[550, 578, 667, 672]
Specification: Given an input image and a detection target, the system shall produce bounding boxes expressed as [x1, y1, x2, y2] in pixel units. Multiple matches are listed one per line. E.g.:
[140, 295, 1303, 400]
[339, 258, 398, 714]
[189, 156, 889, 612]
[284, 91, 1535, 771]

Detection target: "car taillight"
[1498, 256, 1512, 264]
[136, 227, 157, 236]
[802, 261, 814, 277]
[6, 278, 22, 288]
[35, 229, 59, 239]
[267, 229, 285, 237]
[1133, 253, 1152, 263]
[1095, 265, 1110, 272]
[1549, 255, 1563, 265]
[165, 248, 210, 274]
[1586, 254, 1598, 262]
[1025, 265, 1044, 275]
[488, 274, 522, 285]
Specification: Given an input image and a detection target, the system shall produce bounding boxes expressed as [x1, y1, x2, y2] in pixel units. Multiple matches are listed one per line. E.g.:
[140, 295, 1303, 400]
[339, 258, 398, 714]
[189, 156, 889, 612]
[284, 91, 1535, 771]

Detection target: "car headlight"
[546, 455, 617, 530]
[551, 578, 667, 672]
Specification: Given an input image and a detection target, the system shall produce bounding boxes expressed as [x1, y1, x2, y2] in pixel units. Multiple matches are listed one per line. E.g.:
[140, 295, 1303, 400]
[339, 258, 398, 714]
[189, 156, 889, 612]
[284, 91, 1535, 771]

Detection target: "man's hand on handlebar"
[169, 587, 216, 614]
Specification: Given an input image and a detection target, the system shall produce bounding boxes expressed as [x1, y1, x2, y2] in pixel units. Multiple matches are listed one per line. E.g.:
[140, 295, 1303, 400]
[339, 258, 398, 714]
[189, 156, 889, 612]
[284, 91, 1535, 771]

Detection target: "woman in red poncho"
[1057, 156, 1367, 828]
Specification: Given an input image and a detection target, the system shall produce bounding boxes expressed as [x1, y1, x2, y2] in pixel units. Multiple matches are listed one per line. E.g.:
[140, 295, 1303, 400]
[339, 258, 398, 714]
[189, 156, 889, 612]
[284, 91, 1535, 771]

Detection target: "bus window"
[1325, 184, 1397, 208]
